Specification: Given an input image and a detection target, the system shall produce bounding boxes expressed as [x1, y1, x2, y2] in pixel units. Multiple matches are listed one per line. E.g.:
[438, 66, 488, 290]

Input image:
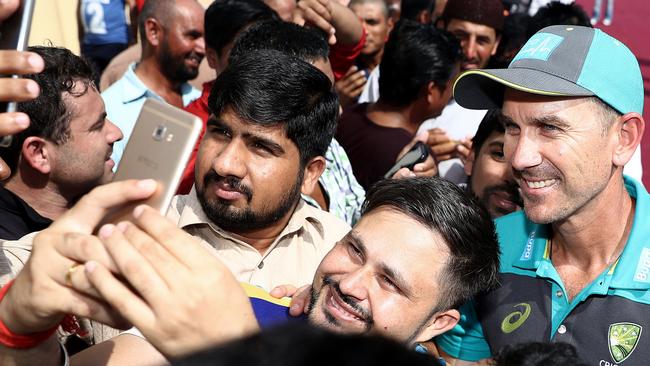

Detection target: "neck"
[226, 202, 299, 255]
[134, 57, 184, 106]
[551, 174, 634, 270]
[366, 100, 421, 134]
[4, 172, 73, 220]
[357, 51, 382, 72]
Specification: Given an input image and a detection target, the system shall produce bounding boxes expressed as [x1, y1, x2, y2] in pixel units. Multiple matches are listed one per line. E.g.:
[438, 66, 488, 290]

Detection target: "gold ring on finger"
[65, 263, 82, 287]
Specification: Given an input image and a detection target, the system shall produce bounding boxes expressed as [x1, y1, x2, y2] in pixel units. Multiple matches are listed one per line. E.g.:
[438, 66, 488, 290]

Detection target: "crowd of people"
[0, 0, 646, 365]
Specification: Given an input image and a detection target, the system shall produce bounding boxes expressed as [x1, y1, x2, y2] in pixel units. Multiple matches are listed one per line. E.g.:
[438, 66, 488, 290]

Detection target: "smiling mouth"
[524, 179, 557, 189]
[326, 288, 366, 323]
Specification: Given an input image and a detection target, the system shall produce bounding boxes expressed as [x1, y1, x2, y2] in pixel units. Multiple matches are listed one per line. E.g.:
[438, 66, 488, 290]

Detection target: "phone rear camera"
[152, 125, 167, 141]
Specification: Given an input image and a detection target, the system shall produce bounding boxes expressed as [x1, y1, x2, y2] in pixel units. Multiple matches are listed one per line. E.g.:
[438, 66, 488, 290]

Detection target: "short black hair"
[204, 0, 279, 56]
[208, 49, 339, 167]
[361, 177, 500, 311]
[174, 323, 441, 366]
[1, 46, 95, 174]
[526, 2, 591, 39]
[493, 342, 588, 366]
[400, 0, 433, 20]
[378, 20, 460, 107]
[472, 110, 505, 156]
[229, 20, 329, 65]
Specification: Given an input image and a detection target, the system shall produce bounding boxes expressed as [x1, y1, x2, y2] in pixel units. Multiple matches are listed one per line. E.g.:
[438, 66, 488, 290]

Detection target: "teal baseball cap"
[453, 25, 644, 115]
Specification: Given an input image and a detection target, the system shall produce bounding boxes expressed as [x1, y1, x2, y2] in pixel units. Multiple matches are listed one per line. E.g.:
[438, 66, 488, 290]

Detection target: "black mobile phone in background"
[0, 0, 36, 147]
[384, 141, 430, 179]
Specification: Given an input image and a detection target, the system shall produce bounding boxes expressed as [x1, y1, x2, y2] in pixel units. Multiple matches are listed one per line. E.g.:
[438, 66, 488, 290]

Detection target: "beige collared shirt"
[166, 190, 351, 291]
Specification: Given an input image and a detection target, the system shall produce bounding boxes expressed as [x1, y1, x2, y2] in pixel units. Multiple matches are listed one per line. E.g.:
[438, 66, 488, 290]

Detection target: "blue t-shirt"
[80, 0, 130, 46]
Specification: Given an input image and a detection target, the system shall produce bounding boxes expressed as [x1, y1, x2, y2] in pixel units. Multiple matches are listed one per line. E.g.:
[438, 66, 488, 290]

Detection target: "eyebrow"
[348, 231, 414, 299]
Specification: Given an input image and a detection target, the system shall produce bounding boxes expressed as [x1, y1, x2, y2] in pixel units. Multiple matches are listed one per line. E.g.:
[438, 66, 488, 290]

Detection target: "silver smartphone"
[102, 98, 202, 224]
[0, 0, 36, 147]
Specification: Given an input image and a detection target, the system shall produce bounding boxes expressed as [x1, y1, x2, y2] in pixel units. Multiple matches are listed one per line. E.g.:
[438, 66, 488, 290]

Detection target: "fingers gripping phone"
[0, 0, 36, 147]
[102, 98, 202, 224]
[384, 141, 430, 179]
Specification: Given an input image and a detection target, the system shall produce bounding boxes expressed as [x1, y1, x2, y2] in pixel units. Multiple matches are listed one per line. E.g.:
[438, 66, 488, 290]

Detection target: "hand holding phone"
[0, 0, 37, 148]
[384, 141, 430, 179]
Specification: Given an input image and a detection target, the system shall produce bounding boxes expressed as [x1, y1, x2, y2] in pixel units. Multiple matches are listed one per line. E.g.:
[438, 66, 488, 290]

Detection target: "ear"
[386, 16, 395, 33]
[22, 136, 53, 174]
[413, 309, 461, 343]
[612, 112, 645, 167]
[490, 34, 502, 56]
[300, 156, 326, 195]
[144, 18, 163, 47]
[464, 149, 476, 176]
[205, 47, 220, 71]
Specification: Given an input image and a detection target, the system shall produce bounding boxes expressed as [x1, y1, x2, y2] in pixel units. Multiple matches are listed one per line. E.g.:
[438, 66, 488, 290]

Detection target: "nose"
[212, 139, 247, 179]
[337, 267, 370, 302]
[106, 119, 123, 143]
[464, 36, 477, 60]
[506, 130, 543, 172]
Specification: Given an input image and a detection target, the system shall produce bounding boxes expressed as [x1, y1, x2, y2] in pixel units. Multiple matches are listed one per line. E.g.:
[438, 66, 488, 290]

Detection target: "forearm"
[329, 1, 363, 45]
[0, 336, 62, 366]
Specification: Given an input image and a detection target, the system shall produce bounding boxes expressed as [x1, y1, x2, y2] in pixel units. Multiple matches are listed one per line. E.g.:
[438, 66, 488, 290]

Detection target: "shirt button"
[257, 261, 264, 269]
[558, 325, 567, 334]
[556, 290, 563, 297]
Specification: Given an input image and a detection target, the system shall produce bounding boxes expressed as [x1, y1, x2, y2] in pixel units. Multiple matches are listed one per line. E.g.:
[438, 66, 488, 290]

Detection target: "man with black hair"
[0, 46, 123, 240]
[226, 20, 365, 224]
[102, 0, 205, 168]
[0, 173, 500, 364]
[177, 0, 279, 194]
[463, 110, 521, 218]
[336, 20, 461, 190]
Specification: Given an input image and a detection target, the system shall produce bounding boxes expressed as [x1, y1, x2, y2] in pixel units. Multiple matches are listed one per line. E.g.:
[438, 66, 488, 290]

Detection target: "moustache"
[485, 183, 523, 207]
[323, 275, 373, 326]
[203, 171, 253, 201]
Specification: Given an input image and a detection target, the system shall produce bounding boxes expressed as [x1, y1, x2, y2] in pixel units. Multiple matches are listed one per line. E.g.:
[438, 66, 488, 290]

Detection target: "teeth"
[525, 179, 556, 189]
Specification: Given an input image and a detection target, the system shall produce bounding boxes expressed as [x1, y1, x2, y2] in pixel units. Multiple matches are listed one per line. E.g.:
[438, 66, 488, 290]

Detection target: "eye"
[209, 126, 230, 138]
[541, 123, 561, 133]
[504, 122, 520, 135]
[379, 274, 400, 293]
[346, 242, 363, 260]
[490, 148, 505, 162]
[252, 142, 272, 154]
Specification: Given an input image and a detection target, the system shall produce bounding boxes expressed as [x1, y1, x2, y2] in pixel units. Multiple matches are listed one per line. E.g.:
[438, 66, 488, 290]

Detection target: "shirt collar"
[511, 219, 551, 271]
[119, 63, 199, 105]
[609, 176, 650, 290]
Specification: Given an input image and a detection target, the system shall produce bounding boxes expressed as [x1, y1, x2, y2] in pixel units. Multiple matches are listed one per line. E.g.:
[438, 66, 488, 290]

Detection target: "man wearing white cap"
[436, 25, 649, 366]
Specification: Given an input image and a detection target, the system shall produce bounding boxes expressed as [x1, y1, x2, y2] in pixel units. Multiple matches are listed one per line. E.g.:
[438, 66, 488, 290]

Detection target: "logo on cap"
[512, 33, 564, 63]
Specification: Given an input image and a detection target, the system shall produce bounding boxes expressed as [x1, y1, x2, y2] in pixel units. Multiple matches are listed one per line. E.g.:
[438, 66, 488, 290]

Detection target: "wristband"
[0, 280, 59, 349]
